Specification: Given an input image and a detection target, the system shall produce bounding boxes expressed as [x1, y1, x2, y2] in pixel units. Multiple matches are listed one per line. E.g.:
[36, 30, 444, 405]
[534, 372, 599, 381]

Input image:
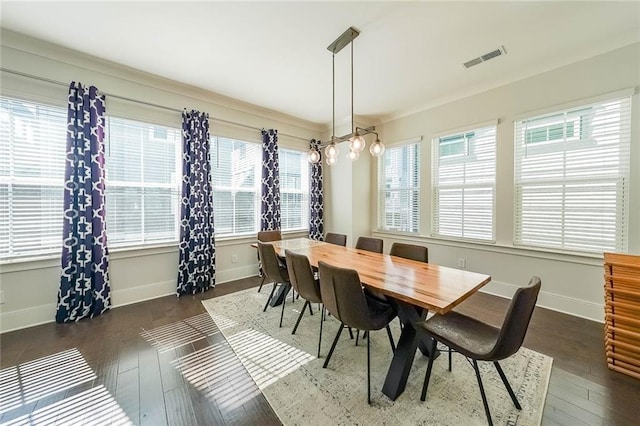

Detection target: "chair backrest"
[318, 261, 373, 331]
[488, 276, 542, 360]
[257, 242, 288, 283]
[258, 230, 282, 242]
[355, 236, 383, 253]
[285, 249, 322, 303]
[325, 232, 347, 247]
[390, 242, 428, 263]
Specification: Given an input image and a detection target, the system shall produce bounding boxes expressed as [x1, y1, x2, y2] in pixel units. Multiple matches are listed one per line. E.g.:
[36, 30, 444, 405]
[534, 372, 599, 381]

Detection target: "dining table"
[256, 237, 492, 400]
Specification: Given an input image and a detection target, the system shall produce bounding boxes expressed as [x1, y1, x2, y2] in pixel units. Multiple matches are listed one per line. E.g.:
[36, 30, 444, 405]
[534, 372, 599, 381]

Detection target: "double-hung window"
[279, 149, 309, 231]
[378, 142, 420, 233]
[211, 136, 261, 237]
[432, 124, 496, 241]
[514, 94, 632, 253]
[0, 97, 67, 259]
[105, 117, 181, 247]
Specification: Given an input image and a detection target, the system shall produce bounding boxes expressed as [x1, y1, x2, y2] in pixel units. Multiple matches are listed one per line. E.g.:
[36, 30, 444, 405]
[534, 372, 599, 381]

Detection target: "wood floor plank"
[138, 346, 167, 426]
[115, 367, 140, 425]
[164, 385, 198, 426]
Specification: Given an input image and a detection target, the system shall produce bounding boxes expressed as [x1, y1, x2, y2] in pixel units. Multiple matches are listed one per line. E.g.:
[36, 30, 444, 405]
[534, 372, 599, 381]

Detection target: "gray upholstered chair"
[390, 242, 428, 263]
[325, 232, 347, 247]
[285, 249, 324, 357]
[417, 276, 542, 425]
[257, 242, 291, 327]
[257, 230, 282, 292]
[355, 236, 383, 253]
[318, 261, 397, 404]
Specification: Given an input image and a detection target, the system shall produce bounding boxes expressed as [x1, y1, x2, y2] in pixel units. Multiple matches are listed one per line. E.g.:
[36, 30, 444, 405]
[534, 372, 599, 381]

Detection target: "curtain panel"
[56, 82, 110, 323]
[177, 109, 216, 296]
[260, 129, 281, 231]
[309, 139, 324, 240]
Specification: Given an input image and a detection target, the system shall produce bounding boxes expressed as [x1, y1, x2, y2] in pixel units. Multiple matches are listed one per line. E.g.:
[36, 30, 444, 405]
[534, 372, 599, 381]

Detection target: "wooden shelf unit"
[604, 252, 640, 380]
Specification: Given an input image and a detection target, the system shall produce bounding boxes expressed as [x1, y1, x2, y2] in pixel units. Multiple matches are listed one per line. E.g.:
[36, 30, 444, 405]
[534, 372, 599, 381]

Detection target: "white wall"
[371, 43, 640, 322]
[0, 30, 320, 333]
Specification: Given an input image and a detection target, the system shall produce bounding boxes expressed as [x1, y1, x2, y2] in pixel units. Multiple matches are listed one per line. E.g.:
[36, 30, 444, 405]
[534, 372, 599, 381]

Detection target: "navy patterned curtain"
[309, 139, 324, 240]
[261, 129, 281, 231]
[177, 110, 216, 296]
[56, 82, 110, 323]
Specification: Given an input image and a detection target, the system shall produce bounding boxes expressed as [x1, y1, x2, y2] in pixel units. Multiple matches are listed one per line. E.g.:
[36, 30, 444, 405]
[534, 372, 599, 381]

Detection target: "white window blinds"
[105, 117, 181, 247]
[432, 125, 496, 241]
[514, 95, 632, 253]
[0, 97, 67, 259]
[279, 149, 309, 231]
[378, 142, 420, 233]
[211, 136, 261, 237]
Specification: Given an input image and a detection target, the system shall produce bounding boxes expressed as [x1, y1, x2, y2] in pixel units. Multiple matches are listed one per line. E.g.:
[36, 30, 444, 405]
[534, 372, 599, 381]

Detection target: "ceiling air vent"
[463, 46, 507, 69]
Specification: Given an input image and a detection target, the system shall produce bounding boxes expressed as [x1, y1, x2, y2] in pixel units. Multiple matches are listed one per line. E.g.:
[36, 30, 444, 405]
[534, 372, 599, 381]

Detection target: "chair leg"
[308, 302, 314, 316]
[348, 327, 354, 340]
[279, 289, 287, 328]
[385, 324, 396, 352]
[367, 333, 371, 405]
[257, 275, 266, 293]
[355, 330, 360, 346]
[473, 360, 493, 426]
[494, 362, 522, 410]
[292, 300, 309, 335]
[448, 348, 452, 372]
[263, 282, 277, 312]
[323, 323, 345, 368]
[317, 306, 324, 358]
[420, 338, 438, 401]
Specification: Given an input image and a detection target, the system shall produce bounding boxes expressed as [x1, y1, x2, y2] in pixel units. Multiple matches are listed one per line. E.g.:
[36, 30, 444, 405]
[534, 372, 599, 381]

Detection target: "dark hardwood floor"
[1, 277, 638, 425]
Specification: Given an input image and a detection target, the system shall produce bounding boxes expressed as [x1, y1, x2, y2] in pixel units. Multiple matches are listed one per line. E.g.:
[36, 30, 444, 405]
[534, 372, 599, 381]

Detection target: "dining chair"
[325, 232, 347, 247]
[389, 242, 428, 263]
[285, 249, 324, 357]
[257, 230, 282, 293]
[318, 261, 397, 404]
[355, 236, 383, 253]
[257, 242, 291, 327]
[416, 276, 542, 425]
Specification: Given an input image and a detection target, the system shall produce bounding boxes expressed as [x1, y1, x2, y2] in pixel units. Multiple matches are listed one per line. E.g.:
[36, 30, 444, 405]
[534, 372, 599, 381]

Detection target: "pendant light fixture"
[308, 27, 384, 165]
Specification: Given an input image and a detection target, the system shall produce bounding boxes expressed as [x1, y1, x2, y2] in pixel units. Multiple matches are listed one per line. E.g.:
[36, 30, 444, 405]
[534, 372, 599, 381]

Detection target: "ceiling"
[1, 1, 639, 126]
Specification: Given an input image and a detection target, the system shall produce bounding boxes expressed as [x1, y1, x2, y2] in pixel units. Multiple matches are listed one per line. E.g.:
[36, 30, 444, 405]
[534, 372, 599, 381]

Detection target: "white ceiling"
[1, 1, 639, 126]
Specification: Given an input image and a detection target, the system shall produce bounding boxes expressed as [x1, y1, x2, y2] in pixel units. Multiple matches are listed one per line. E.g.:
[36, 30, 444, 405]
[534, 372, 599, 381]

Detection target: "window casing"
[432, 125, 496, 242]
[378, 142, 420, 233]
[105, 117, 182, 247]
[0, 97, 67, 259]
[514, 96, 631, 253]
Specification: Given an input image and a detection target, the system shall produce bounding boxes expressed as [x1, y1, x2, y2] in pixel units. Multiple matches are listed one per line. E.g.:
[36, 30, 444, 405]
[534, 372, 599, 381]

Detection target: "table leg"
[268, 283, 291, 307]
[381, 301, 439, 401]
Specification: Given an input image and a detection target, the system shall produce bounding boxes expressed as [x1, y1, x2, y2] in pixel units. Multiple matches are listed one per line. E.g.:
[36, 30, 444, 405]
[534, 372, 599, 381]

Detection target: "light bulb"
[325, 143, 339, 159]
[326, 155, 337, 166]
[307, 148, 321, 164]
[369, 138, 385, 156]
[349, 134, 366, 153]
[347, 149, 360, 161]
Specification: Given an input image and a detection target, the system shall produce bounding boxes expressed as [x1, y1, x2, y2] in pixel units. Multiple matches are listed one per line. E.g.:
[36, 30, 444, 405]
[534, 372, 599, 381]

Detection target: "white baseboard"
[0, 303, 56, 334]
[215, 264, 258, 284]
[110, 280, 176, 307]
[481, 280, 604, 323]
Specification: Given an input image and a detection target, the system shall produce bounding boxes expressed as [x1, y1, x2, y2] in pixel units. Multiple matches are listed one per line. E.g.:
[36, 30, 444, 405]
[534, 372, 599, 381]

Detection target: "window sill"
[372, 230, 604, 267]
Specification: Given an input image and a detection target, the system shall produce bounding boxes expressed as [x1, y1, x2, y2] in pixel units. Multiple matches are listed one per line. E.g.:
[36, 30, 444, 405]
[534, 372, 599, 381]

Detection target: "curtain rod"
[0, 67, 312, 143]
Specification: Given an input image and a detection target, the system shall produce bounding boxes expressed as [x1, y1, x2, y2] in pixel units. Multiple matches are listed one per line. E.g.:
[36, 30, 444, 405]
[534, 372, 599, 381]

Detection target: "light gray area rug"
[202, 288, 552, 425]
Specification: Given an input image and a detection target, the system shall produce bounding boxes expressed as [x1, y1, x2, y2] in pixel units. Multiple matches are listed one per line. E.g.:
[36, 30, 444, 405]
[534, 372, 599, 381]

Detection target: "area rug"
[202, 287, 552, 425]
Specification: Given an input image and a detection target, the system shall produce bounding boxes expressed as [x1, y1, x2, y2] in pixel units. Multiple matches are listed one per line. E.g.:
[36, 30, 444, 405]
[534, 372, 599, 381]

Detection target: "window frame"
[278, 147, 310, 233]
[377, 138, 421, 234]
[431, 121, 497, 243]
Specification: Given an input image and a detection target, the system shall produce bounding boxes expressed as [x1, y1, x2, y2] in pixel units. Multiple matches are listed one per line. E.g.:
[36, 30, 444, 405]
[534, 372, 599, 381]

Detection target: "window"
[211, 136, 261, 237]
[105, 117, 181, 247]
[279, 149, 309, 231]
[0, 97, 67, 259]
[514, 95, 631, 253]
[378, 142, 420, 233]
[432, 125, 496, 241]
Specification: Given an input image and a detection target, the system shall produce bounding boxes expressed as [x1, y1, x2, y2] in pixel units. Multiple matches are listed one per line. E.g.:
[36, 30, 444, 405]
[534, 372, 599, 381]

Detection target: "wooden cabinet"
[604, 252, 640, 380]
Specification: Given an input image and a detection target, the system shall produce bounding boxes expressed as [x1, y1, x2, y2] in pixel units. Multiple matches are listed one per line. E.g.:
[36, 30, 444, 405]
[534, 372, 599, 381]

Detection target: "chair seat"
[416, 311, 500, 359]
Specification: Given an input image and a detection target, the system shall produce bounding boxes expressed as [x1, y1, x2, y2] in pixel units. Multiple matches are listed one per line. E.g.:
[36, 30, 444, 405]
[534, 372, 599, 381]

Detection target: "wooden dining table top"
[257, 238, 491, 314]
